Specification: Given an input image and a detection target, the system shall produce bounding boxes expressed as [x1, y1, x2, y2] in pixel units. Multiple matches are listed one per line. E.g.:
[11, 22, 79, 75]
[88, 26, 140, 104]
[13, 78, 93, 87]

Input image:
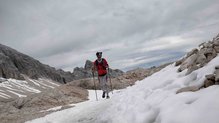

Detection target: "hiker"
[92, 52, 110, 99]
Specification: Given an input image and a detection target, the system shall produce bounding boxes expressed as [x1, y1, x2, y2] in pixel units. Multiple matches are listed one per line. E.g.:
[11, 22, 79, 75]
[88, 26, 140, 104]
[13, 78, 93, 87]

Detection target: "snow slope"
[26, 55, 219, 123]
[0, 78, 60, 100]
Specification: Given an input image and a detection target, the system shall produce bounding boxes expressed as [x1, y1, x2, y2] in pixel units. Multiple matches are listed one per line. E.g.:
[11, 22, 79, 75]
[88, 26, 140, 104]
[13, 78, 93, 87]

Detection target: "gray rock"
[57, 69, 73, 83]
[213, 33, 219, 42]
[215, 69, 219, 82]
[203, 42, 213, 48]
[204, 47, 215, 55]
[186, 48, 198, 57]
[175, 58, 185, 66]
[186, 65, 199, 75]
[213, 45, 219, 53]
[213, 40, 219, 46]
[178, 54, 198, 72]
[176, 85, 201, 94]
[109, 69, 124, 78]
[196, 53, 207, 66]
[13, 98, 28, 109]
[199, 47, 217, 62]
[206, 49, 217, 62]
[84, 60, 93, 70]
[215, 65, 219, 69]
[204, 79, 215, 88]
[205, 74, 215, 81]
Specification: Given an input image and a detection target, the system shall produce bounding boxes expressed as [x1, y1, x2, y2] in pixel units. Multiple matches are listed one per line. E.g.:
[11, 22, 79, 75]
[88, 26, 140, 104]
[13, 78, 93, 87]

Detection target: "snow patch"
[0, 92, 11, 99]
[8, 90, 27, 97]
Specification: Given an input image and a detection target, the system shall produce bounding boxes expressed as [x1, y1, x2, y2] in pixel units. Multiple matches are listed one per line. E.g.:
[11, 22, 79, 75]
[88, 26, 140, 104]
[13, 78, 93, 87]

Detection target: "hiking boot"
[106, 95, 110, 99]
[102, 92, 105, 98]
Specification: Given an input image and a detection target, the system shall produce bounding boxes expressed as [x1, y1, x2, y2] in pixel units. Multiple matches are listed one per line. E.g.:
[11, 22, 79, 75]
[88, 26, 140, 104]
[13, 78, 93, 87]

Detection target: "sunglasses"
[96, 52, 102, 56]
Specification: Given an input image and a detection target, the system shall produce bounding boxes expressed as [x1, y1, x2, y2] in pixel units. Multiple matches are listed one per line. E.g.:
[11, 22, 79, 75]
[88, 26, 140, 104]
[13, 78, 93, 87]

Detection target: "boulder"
[186, 64, 199, 75]
[204, 79, 215, 88]
[175, 58, 185, 66]
[213, 39, 219, 46]
[199, 47, 217, 62]
[195, 53, 207, 66]
[203, 42, 213, 48]
[213, 45, 219, 53]
[13, 98, 28, 109]
[215, 69, 219, 82]
[205, 74, 215, 81]
[204, 47, 216, 56]
[213, 34, 219, 42]
[178, 54, 198, 72]
[176, 85, 201, 94]
[186, 48, 199, 57]
[73, 67, 92, 80]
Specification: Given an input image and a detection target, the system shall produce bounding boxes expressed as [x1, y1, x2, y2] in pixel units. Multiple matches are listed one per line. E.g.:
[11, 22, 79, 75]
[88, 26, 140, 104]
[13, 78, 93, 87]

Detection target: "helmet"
[96, 52, 102, 56]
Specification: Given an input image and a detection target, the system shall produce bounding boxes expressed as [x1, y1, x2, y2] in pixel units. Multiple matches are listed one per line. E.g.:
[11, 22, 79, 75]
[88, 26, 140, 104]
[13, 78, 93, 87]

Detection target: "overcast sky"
[0, 0, 219, 72]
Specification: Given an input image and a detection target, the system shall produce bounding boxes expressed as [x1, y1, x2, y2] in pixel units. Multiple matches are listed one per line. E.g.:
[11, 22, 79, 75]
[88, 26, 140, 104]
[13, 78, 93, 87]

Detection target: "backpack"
[95, 58, 106, 69]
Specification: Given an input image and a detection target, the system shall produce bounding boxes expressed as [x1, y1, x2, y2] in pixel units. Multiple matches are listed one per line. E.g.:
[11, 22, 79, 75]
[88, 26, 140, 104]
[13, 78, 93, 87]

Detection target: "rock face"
[176, 34, 219, 74]
[0, 52, 23, 80]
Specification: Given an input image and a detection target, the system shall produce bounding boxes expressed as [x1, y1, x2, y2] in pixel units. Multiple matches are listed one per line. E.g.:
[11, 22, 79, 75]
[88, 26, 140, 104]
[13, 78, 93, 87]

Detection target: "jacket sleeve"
[103, 58, 109, 68]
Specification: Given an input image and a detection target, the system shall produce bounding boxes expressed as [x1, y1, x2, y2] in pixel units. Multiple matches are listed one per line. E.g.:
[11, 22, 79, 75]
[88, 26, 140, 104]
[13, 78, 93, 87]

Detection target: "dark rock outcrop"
[84, 60, 93, 70]
[73, 67, 93, 80]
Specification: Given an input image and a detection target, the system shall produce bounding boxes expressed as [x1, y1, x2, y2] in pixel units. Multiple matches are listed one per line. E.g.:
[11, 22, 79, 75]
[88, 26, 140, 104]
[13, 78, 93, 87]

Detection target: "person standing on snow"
[92, 52, 110, 99]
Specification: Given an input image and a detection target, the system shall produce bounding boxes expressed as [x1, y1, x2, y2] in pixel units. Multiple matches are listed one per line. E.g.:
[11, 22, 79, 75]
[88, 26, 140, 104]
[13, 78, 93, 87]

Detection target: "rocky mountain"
[0, 44, 124, 83]
[0, 44, 73, 83]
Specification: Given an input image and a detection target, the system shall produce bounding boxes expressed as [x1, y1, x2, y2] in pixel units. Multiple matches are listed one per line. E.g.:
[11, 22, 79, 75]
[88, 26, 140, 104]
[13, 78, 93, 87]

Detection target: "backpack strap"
[95, 58, 104, 66]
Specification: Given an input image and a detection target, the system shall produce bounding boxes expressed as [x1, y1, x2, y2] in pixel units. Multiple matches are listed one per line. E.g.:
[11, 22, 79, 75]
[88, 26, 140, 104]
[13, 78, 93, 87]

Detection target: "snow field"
[26, 55, 219, 123]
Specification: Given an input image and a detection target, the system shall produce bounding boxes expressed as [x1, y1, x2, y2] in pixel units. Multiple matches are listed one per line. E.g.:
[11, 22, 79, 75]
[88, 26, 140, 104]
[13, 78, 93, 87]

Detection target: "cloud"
[0, 0, 219, 71]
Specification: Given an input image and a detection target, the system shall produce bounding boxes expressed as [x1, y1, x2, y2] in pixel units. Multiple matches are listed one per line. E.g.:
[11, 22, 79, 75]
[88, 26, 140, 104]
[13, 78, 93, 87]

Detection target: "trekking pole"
[108, 68, 113, 94]
[92, 72, 98, 101]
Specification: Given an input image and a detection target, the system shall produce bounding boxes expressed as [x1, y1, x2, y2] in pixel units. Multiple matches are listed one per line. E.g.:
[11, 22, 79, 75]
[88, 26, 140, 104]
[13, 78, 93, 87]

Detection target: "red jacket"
[94, 58, 109, 76]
